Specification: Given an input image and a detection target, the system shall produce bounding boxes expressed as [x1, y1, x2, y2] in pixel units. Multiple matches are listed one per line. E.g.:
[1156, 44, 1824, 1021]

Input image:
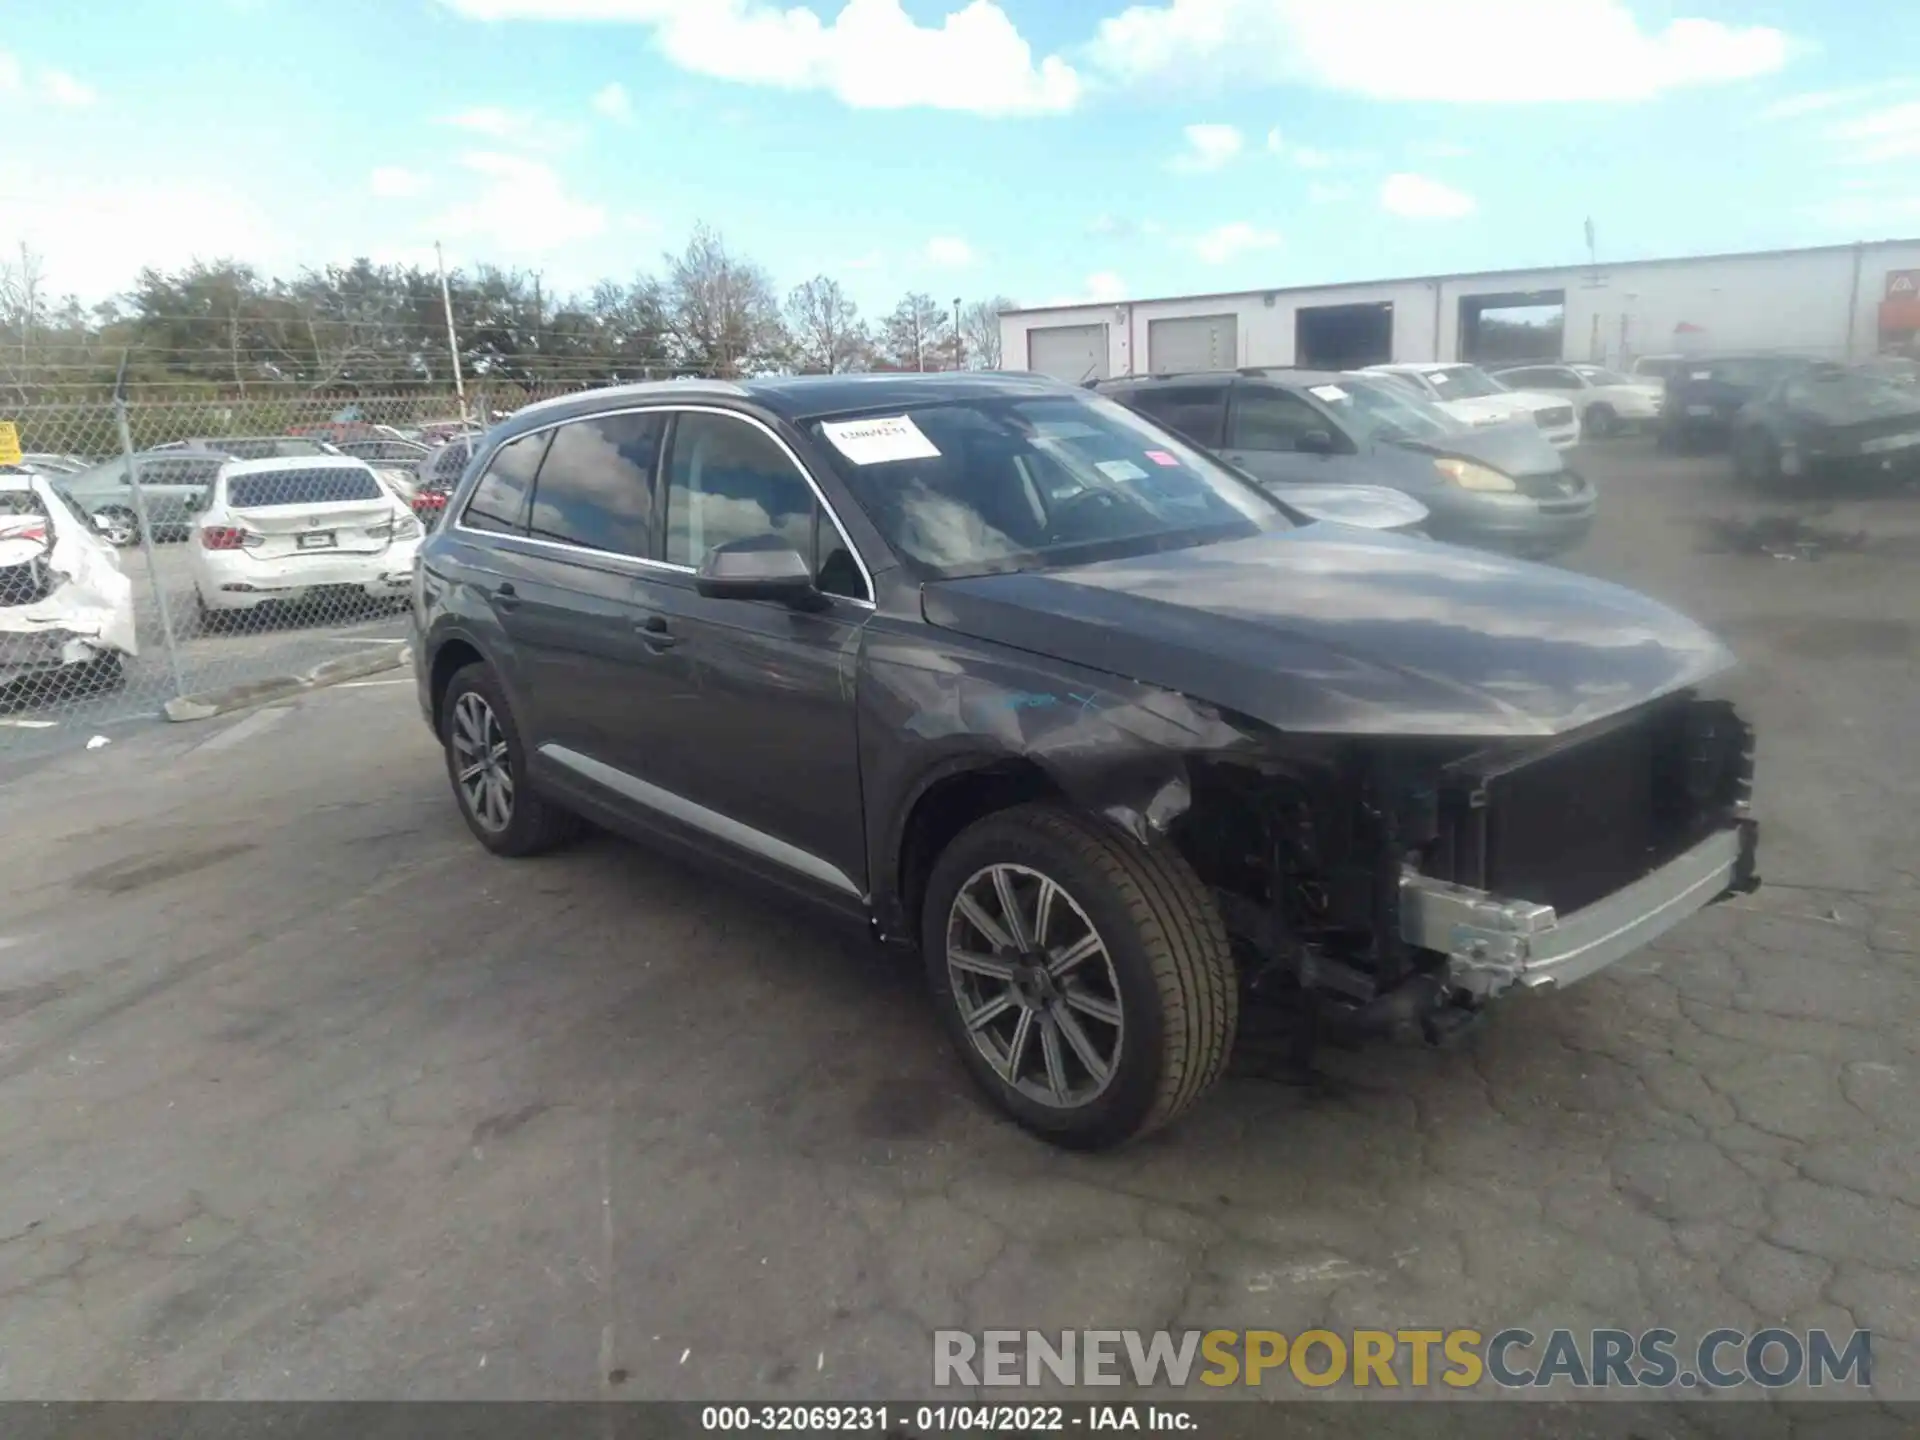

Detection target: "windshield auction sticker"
[820, 415, 941, 466]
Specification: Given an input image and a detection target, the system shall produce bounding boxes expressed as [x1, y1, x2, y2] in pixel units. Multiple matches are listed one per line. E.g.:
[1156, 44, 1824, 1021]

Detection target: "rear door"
[482, 409, 681, 779]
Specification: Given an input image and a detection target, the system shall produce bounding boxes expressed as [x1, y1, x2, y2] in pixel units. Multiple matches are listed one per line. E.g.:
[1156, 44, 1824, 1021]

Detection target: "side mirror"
[1296, 429, 1339, 456]
[695, 534, 820, 606]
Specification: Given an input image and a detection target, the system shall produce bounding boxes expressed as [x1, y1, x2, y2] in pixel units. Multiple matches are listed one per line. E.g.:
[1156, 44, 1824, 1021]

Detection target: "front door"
[638, 409, 870, 902]
[1219, 381, 1372, 488]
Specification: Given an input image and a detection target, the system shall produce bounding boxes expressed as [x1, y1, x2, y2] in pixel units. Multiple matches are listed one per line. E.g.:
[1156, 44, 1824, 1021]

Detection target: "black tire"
[97, 507, 139, 547]
[89, 652, 125, 693]
[922, 803, 1237, 1150]
[1585, 404, 1617, 439]
[440, 662, 579, 857]
[1733, 429, 1780, 489]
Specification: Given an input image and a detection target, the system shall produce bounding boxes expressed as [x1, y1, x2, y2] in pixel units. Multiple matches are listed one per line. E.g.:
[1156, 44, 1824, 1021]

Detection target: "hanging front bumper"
[1398, 821, 1758, 1001]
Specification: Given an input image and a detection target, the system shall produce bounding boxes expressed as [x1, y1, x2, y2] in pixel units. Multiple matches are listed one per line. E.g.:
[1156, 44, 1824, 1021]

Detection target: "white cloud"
[439, 105, 582, 150]
[1380, 171, 1476, 218]
[1830, 102, 1920, 164]
[1761, 82, 1908, 122]
[40, 69, 95, 107]
[1171, 122, 1244, 171]
[1265, 128, 1367, 169]
[432, 151, 608, 256]
[435, 0, 1081, 116]
[1090, 0, 1788, 103]
[370, 166, 428, 198]
[1307, 180, 1353, 204]
[1409, 138, 1471, 159]
[1043, 270, 1131, 306]
[592, 82, 633, 121]
[0, 160, 285, 300]
[0, 53, 97, 108]
[1193, 221, 1280, 264]
[926, 235, 976, 267]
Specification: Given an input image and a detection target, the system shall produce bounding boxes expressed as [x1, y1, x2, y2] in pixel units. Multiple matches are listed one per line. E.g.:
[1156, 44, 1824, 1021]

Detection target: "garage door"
[1026, 324, 1110, 382]
[1147, 314, 1238, 374]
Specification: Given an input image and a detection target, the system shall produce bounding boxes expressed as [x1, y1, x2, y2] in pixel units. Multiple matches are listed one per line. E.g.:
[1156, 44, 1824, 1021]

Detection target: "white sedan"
[1359, 363, 1582, 449]
[0, 469, 137, 694]
[189, 456, 423, 625]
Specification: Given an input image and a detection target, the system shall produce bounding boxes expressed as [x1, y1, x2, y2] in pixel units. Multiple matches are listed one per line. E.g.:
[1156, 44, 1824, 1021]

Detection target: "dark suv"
[412, 373, 1759, 1150]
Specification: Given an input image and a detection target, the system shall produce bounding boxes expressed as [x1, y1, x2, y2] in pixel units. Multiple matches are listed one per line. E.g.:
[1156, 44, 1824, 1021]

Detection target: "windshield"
[806, 392, 1285, 580]
[1577, 367, 1634, 386]
[1318, 377, 1461, 443]
[227, 467, 384, 508]
[1422, 366, 1509, 399]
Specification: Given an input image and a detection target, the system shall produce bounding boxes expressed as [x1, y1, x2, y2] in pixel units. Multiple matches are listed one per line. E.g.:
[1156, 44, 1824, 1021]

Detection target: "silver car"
[61, 451, 227, 545]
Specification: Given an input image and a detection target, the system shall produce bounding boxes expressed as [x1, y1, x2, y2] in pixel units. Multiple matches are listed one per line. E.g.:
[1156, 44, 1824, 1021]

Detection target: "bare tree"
[664, 223, 785, 377]
[879, 292, 950, 372]
[785, 276, 869, 373]
[0, 243, 47, 389]
[961, 295, 1015, 370]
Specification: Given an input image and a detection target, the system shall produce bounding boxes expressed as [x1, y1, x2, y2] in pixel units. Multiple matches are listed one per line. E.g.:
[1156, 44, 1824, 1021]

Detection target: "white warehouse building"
[1000, 238, 1920, 383]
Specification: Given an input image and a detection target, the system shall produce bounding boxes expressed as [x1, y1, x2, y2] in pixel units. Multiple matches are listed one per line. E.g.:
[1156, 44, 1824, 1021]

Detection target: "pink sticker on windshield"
[1144, 450, 1180, 466]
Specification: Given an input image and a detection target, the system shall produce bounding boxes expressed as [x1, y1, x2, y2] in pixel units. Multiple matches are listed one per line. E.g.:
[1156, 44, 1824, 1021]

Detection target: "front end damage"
[0, 486, 139, 691]
[1164, 693, 1759, 1049]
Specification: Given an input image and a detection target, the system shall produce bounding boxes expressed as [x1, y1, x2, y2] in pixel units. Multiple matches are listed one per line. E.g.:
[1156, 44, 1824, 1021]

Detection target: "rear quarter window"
[461, 430, 549, 534]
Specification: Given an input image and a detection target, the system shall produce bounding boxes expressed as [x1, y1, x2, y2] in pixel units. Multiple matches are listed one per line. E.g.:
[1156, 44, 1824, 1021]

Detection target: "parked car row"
[1093, 367, 1595, 556]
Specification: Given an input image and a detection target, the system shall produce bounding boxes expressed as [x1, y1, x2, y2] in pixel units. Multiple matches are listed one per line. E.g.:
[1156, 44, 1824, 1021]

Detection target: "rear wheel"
[1584, 404, 1617, 439]
[440, 663, 579, 857]
[923, 804, 1237, 1150]
[1733, 428, 1781, 489]
[96, 507, 138, 547]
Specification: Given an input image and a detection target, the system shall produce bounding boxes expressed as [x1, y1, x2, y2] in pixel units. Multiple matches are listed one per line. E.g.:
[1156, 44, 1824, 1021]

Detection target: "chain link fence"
[0, 384, 591, 749]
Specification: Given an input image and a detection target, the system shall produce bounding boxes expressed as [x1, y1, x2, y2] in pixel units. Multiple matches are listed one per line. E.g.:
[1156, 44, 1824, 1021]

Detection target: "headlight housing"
[1433, 457, 1517, 492]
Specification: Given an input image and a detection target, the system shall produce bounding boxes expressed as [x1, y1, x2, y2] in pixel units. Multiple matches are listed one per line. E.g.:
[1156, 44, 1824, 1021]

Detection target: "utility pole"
[953, 297, 963, 371]
[436, 241, 466, 407]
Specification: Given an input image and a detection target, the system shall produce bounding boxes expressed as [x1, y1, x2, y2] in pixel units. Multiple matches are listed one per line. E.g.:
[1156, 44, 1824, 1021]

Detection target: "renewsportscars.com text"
[934, 1327, 1872, 1391]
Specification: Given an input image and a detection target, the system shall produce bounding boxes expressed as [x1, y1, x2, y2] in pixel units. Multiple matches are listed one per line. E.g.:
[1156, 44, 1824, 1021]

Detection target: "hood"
[1435, 394, 1532, 422]
[921, 527, 1733, 738]
[1389, 419, 1565, 478]
[1495, 391, 1571, 417]
[1269, 483, 1428, 532]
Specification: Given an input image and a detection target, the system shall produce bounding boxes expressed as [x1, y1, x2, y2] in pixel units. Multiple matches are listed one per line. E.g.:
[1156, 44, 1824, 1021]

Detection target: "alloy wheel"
[945, 863, 1124, 1108]
[100, 511, 136, 546]
[451, 691, 514, 832]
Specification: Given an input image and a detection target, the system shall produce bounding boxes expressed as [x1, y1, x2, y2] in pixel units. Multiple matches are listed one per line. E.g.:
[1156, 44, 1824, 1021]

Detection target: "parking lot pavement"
[1, 442, 1917, 1405]
[0, 539, 408, 747]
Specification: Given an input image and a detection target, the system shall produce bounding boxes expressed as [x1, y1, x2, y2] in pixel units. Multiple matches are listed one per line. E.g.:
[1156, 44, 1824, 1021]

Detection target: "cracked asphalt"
[0, 439, 1916, 1420]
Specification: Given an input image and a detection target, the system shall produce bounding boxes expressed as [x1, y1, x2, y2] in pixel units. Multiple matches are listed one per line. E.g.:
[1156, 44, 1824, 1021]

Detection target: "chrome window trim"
[452, 402, 876, 607]
[540, 743, 863, 900]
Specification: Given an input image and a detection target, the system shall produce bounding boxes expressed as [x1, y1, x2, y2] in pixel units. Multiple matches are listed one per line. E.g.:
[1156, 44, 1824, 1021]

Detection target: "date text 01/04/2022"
[699, 1404, 1197, 1432]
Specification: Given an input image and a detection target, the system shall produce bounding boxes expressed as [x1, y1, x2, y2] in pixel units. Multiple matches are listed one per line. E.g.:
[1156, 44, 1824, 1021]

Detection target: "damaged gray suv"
[412, 372, 1759, 1150]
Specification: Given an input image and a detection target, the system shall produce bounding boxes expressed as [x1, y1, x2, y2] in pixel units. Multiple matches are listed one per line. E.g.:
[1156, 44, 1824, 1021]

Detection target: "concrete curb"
[163, 642, 411, 723]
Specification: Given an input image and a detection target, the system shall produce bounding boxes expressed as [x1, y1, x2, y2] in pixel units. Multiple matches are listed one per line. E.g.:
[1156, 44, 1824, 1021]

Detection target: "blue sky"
[3, 0, 1919, 317]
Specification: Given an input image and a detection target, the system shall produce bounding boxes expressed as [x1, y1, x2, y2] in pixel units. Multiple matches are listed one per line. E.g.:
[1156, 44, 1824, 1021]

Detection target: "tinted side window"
[1123, 385, 1227, 447]
[1228, 387, 1332, 451]
[526, 412, 664, 557]
[663, 413, 814, 568]
[462, 431, 548, 534]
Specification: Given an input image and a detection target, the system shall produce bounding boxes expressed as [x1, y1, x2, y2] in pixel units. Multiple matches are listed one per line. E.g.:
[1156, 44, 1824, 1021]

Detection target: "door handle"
[637, 614, 679, 650]
[491, 581, 520, 611]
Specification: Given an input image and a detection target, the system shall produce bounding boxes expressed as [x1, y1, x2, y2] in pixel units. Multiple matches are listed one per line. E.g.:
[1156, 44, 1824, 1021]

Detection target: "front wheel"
[923, 804, 1237, 1150]
[1732, 429, 1780, 489]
